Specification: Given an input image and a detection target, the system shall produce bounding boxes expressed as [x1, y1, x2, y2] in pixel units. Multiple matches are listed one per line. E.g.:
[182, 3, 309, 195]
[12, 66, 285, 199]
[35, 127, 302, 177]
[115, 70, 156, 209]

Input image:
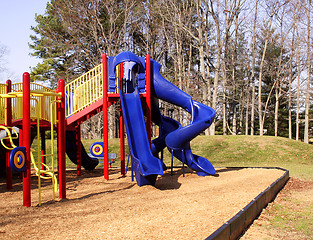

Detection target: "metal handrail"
[10, 83, 58, 123]
[65, 64, 103, 118]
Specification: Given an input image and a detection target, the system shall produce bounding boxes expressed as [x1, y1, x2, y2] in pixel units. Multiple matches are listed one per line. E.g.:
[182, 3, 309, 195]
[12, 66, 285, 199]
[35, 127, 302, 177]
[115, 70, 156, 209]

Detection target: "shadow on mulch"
[0, 168, 121, 193]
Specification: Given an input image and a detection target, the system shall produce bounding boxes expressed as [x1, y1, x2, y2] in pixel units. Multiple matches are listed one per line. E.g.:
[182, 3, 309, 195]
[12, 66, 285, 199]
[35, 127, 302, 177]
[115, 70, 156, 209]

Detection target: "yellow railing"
[11, 82, 58, 123]
[0, 83, 7, 124]
[64, 62, 125, 119]
[65, 64, 103, 118]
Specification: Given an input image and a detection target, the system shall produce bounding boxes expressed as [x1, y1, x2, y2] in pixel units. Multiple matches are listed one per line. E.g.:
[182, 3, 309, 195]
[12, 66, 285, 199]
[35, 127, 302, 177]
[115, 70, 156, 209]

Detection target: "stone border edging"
[205, 167, 289, 240]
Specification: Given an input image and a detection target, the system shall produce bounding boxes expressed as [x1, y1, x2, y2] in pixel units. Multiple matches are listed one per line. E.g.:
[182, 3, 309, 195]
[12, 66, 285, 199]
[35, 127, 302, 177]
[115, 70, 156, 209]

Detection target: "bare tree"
[304, 0, 311, 143]
[287, 10, 298, 139]
[295, 23, 303, 141]
[207, 0, 245, 135]
[258, 0, 280, 136]
[250, 0, 259, 135]
[0, 43, 8, 73]
[274, 4, 286, 137]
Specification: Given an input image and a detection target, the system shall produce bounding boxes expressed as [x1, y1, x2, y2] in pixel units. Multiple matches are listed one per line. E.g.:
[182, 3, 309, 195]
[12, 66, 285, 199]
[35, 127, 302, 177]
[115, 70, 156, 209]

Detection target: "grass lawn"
[190, 135, 313, 181]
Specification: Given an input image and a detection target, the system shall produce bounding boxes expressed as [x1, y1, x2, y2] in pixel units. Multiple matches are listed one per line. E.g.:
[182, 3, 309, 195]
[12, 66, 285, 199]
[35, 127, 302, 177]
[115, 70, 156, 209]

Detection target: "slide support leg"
[171, 149, 174, 176]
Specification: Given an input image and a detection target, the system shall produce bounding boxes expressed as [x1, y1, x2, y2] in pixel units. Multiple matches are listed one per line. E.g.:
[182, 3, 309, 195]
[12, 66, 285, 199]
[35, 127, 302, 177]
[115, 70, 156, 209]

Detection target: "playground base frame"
[205, 167, 289, 240]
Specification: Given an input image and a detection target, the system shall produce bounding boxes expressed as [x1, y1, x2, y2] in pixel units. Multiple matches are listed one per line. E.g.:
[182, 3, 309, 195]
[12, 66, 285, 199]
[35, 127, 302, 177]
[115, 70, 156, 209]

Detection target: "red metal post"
[22, 72, 31, 207]
[102, 53, 109, 180]
[5, 80, 12, 190]
[119, 63, 125, 175]
[76, 123, 81, 176]
[57, 79, 66, 199]
[145, 54, 152, 146]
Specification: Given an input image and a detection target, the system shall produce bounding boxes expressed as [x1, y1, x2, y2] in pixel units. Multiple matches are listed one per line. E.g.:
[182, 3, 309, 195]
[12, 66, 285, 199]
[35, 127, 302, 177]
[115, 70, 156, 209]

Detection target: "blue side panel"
[65, 91, 74, 118]
[138, 57, 146, 93]
[108, 56, 116, 92]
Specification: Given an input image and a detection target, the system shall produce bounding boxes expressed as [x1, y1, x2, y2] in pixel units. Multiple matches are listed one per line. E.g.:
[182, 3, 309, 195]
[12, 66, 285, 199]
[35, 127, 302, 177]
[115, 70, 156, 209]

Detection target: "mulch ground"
[0, 167, 286, 239]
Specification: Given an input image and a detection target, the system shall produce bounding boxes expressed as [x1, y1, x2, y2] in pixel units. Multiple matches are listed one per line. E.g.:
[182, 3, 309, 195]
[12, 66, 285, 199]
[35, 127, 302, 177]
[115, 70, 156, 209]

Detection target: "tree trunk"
[250, 0, 258, 136]
[275, 87, 279, 137]
[108, 105, 114, 139]
[246, 96, 249, 135]
[232, 105, 237, 135]
[304, 0, 311, 143]
[251, 83, 255, 135]
[258, 3, 276, 136]
[275, 4, 287, 137]
[211, 50, 221, 135]
[222, 61, 227, 135]
[205, 62, 211, 135]
[186, 43, 192, 96]
[296, 28, 301, 141]
[288, 25, 296, 139]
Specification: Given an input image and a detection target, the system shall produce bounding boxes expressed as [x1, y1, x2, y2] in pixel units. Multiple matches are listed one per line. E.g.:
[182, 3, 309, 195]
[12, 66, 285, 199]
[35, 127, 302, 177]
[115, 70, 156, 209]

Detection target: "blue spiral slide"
[116, 52, 216, 186]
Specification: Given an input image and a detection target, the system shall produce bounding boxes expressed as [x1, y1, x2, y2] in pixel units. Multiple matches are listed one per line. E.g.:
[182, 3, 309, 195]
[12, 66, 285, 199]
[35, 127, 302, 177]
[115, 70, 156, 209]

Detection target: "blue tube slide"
[114, 51, 215, 187]
[151, 59, 216, 176]
[65, 131, 99, 170]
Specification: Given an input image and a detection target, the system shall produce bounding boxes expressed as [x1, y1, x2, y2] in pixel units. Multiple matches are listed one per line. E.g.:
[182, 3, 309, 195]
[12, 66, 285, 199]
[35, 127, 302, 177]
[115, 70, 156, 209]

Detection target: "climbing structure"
[0, 74, 65, 207]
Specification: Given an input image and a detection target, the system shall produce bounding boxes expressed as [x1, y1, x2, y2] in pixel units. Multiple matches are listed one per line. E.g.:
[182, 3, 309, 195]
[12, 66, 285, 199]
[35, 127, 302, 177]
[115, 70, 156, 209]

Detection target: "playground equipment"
[0, 75, 64, 206]
[0, 51, 216, 206]
[65, 51, 216, 186]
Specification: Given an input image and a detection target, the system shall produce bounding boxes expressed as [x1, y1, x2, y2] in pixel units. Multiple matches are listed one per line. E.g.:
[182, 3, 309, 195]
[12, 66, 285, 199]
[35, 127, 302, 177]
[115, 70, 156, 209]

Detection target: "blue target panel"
[90, 142, 104, 158]
[9, 147, 27, 172]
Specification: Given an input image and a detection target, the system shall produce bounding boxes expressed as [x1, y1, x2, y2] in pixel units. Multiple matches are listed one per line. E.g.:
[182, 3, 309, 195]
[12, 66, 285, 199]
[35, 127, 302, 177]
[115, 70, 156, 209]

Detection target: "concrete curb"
[205, 167, 289, 240]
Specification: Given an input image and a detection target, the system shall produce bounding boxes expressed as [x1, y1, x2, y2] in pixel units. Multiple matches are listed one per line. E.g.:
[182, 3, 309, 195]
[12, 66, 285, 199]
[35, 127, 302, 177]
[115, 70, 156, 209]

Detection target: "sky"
[0, 0, 49, 83]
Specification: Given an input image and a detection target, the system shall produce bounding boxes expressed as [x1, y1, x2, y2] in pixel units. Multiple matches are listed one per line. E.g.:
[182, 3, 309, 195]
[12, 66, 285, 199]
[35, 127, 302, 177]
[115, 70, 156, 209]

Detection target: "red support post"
[22, 72, 31, 207]
[57, 79, 66, 199]
[76, 123, 81, 176]
[102, 53, 109, 180]
[119, 63, 125, 175]
[145, 54, 152, 146]
[5, 80, 12, 190]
